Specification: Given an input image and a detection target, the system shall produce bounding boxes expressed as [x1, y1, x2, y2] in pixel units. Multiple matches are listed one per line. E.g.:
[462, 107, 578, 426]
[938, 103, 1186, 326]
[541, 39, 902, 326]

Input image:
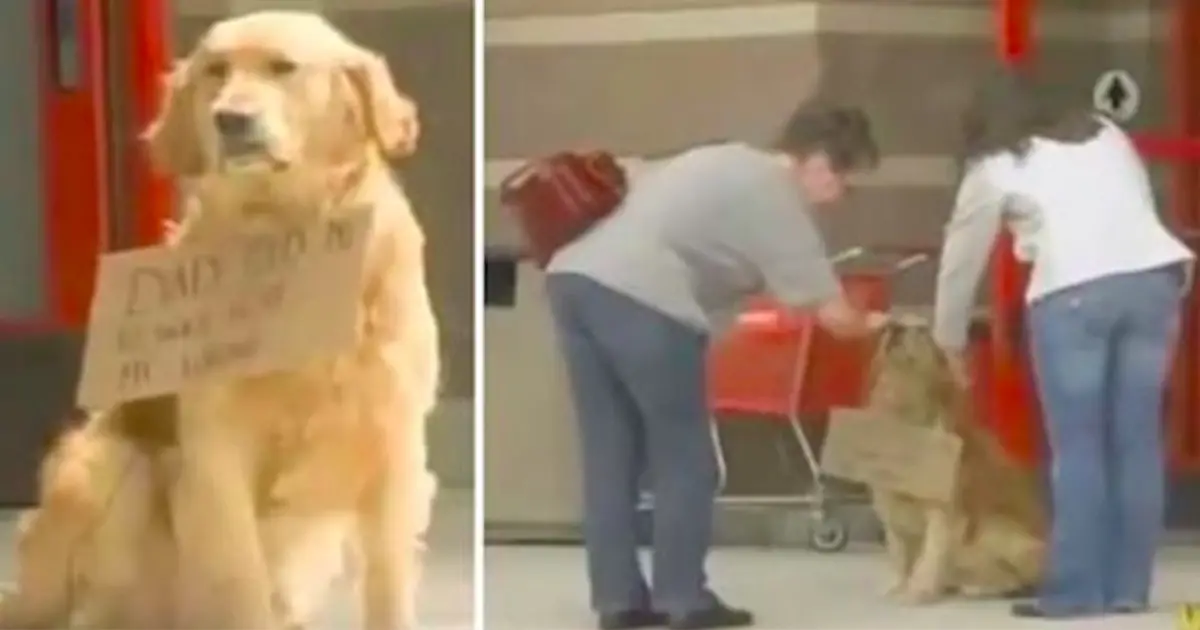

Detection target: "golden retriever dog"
[865, 321, 1046, 605]
[0, 11, 439, 630]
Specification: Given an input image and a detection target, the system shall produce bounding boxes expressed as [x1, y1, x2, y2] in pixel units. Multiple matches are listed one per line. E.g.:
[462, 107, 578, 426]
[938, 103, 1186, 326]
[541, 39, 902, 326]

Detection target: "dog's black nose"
[213, 110, 255, 137]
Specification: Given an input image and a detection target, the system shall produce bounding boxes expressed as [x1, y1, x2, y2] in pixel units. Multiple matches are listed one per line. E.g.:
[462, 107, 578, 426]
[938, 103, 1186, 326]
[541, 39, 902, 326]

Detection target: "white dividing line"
[486, 2, 1164, 47]
[484, 155, 957, 190]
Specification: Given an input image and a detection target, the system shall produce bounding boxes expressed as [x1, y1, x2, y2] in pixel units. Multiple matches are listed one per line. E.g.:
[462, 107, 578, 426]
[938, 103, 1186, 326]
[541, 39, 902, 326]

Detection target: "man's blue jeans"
[1027, 264, 1183, 614]
[545, 273, 720, 617]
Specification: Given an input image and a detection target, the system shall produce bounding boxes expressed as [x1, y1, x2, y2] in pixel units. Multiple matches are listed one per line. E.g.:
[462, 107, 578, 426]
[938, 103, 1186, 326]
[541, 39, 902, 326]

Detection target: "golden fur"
[865, 322, 1046, 604]
[0, 11, 439, 629]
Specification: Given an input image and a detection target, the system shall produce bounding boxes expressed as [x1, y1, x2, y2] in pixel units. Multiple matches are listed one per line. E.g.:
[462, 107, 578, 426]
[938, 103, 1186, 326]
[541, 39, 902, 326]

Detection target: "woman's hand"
[942, 349, 972, 387]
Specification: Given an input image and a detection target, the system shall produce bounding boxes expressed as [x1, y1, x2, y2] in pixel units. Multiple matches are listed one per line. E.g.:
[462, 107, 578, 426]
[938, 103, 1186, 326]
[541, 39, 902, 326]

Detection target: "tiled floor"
[0, 489, 476, 630]
[485, 543, 1200, 630]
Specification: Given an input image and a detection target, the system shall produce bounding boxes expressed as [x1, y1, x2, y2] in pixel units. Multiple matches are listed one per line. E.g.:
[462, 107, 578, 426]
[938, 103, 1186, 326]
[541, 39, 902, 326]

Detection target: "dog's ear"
[343, 49, 420, 158]
[142, 59, 205, 176]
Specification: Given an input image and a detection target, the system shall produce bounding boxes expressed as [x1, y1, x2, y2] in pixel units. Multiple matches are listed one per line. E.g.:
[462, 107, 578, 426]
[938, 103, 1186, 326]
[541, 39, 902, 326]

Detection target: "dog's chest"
[214, 372, 390, 511]
[872, 490, 935, 536]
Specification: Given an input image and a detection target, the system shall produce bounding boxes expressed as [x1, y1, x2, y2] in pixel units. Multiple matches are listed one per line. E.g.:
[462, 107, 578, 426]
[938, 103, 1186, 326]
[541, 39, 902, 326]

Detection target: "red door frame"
[24, 0, 171, 335]
[34, 0, 109, 333]
[126, 0, 175, 249]
[989, 0, 1039, 465]
[991, 0, 1200, 469]
[1151, 0, 1200, 471]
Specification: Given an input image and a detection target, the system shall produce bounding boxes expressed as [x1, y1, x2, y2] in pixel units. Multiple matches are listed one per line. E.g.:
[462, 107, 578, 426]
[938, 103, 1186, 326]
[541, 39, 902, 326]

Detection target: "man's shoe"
[598, 610, 669, 630]
[668, 604, 753, 629]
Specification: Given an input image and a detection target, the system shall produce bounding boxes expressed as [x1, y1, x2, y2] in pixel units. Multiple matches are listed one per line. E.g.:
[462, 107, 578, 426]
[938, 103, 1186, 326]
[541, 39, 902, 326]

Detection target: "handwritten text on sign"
[76, 210, 373, 408]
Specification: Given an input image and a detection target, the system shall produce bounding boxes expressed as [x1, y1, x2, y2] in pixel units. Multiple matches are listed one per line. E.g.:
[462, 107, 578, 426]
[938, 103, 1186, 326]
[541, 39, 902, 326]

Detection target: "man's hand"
[816, 296, 889, 338]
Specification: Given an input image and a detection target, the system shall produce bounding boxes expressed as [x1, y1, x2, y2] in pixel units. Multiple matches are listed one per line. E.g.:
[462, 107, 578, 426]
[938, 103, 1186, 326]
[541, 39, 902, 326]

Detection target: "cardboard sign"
[820, 407, 963, 504]
[76, 210, 373, 409]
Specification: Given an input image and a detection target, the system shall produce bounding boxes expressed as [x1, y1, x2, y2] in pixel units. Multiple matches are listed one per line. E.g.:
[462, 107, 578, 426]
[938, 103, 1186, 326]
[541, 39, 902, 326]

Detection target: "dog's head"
[866, 321, 962, 427]
[143, 11, 419, 179]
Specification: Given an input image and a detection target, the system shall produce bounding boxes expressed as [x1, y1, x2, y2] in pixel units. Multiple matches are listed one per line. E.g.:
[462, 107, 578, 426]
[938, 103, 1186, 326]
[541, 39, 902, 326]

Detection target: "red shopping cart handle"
[733, 308, 804, 336]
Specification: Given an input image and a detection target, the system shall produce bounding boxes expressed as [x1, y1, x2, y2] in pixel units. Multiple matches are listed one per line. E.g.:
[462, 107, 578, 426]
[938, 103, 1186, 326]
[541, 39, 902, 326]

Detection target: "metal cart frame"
[706, 248, 932, 552]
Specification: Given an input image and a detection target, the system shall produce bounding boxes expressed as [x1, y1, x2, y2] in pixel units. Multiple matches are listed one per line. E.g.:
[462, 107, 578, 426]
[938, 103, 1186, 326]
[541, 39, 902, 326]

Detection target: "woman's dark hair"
[958, 65, 1103, 171]
[775, 103, 880, 173]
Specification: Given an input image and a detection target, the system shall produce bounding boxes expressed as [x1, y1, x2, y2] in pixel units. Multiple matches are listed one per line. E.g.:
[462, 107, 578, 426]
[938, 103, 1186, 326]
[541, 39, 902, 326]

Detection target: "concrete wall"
[170, 0, 477, 488]
[483, 0, 1169, 528]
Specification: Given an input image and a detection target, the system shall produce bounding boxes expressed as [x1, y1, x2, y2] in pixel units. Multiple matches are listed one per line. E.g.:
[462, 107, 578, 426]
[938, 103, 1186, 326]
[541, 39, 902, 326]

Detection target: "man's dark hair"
[774, 103, 880, 173]
[958, 64, 1102, 172]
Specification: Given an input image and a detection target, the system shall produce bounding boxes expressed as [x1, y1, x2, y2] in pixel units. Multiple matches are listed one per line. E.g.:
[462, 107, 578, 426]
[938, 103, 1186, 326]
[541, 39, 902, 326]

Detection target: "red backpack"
[499, 150, 628, 268]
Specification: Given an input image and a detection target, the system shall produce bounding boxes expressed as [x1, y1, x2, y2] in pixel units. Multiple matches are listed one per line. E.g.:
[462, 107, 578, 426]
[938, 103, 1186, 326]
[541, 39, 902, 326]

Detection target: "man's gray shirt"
[547, 142, 842, 332]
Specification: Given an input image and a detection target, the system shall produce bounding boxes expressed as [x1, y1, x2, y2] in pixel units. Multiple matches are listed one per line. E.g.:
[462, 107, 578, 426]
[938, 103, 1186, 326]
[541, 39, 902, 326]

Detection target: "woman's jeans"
[1028, 264, 1183, 613]
[545, 273, 719, 617]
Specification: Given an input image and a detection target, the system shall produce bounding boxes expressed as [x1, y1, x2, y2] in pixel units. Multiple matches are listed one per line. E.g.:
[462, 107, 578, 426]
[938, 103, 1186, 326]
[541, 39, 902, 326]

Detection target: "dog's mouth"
[219, 146, 290, 173]
[217, 134, 290, 173]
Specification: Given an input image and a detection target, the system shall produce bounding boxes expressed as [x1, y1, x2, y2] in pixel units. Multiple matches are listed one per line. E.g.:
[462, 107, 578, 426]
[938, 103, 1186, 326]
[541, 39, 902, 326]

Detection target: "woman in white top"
[933, 68, 1194, 619]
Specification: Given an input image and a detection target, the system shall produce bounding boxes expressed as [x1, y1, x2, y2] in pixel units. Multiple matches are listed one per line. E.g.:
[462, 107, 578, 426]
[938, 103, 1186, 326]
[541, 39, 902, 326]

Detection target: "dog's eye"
[267, 58, 298, 77]
[203, 60, 229, 79]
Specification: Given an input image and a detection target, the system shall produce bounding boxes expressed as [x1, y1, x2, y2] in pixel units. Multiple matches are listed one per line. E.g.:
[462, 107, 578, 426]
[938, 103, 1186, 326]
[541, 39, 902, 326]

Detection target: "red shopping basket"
[707, 273, 892, 417]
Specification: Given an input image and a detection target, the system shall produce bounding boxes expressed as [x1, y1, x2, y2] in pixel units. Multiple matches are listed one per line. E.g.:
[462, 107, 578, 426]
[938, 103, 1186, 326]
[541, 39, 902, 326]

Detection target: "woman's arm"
[932, 162, 1007, 351]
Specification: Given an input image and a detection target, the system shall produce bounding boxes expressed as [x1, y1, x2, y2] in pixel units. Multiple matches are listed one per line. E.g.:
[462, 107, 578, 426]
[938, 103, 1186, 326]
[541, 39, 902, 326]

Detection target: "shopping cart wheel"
[808, 517, 849, 553]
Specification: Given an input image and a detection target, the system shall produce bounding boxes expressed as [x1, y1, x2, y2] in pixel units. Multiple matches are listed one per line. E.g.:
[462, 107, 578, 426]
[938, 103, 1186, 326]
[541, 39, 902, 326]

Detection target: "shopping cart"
[705, 247, 934, 552]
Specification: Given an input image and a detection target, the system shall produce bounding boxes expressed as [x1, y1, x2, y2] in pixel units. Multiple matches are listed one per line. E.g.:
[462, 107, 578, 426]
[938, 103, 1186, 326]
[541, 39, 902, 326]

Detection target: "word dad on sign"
[820, 407, 963, 504]
[76, 209, 374, 409]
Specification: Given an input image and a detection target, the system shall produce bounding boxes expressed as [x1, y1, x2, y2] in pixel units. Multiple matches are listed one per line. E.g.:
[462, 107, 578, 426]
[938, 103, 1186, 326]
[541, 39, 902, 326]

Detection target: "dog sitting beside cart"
[705, 246, 920, 553]
[821, 314, 1046, 603]
[669, 246, 1048, 602]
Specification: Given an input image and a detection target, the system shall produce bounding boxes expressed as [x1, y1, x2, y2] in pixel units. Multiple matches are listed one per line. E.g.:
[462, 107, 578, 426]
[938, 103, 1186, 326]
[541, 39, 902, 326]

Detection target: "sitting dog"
[865, 321, 1046, 604]
[0, 11, 439, 630]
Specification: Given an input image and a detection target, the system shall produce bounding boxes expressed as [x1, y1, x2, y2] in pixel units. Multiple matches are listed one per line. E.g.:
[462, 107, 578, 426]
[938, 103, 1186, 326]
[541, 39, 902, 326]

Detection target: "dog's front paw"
[0, 586, 52, 630]
[956, 583, 988, 598]
[883, 579, 909, 599]
[0, 589, 14, 627]
[895, 584, 945, 605]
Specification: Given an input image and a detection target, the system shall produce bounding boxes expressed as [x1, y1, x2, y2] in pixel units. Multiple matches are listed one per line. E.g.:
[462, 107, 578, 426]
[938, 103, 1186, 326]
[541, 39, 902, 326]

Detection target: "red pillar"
[36, 0, 172, 330]
[1164, 0, 1200, 470]
[1126, 2, 1200, 470]
[40, 0, 109, 328]
[989, 0, 1040, 464]
[127, 0, 174, 248]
